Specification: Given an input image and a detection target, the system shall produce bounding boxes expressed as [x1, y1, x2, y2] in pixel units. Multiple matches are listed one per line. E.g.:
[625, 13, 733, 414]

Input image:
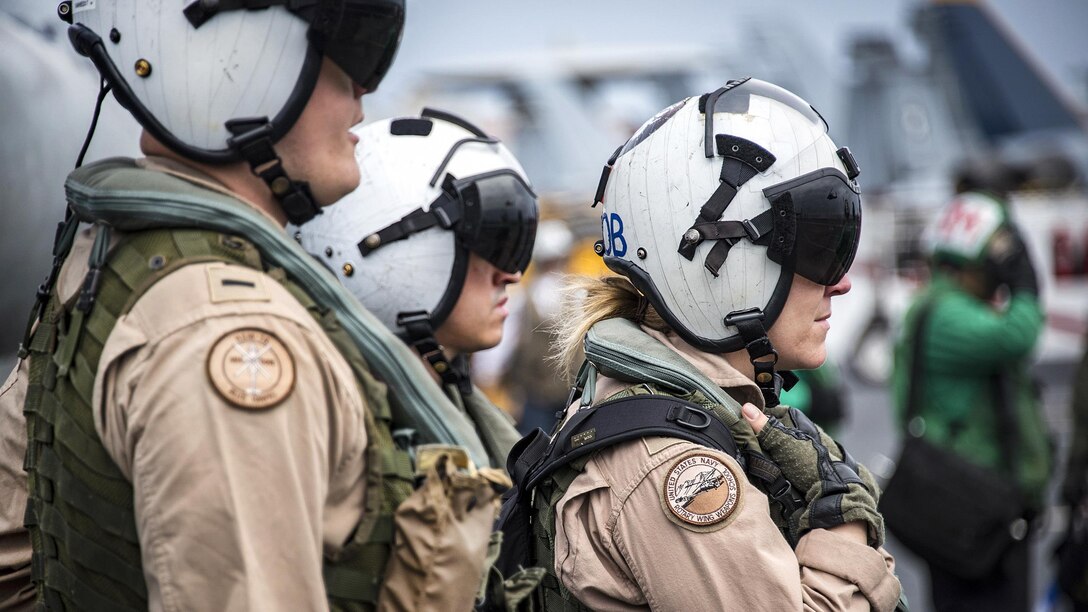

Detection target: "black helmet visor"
[763, 168, 861, 286]
[450, 170, 539, 274]
[306, 0, 405, 91]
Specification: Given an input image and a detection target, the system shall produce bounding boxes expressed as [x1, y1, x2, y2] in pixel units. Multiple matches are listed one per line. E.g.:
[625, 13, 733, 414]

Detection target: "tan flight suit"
[1, 359, 33, 611]
[0, 160, 376, 610]
[551, 327, 901, 611]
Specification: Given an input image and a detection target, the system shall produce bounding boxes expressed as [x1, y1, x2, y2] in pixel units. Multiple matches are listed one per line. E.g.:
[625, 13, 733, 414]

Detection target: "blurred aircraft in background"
[841, 1, 1088, 383]
[1, 0, 1085, 380]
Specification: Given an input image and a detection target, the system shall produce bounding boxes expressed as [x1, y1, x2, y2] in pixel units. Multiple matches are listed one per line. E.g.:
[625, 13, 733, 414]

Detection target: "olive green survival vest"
[524, 319, 806, 611]
[444, 382, 522, 466]
[21, 232, 419, 608]
[23, 225, 418, 611]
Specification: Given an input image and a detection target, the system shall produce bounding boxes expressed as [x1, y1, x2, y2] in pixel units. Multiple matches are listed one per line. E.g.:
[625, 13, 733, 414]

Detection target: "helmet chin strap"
[396, 311, 474, 396]
[226, 118, 322, 226]
[724, 308, 797, 408]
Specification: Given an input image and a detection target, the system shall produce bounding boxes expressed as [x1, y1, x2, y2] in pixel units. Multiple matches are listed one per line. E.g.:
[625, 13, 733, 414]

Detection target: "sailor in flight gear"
[495, 79, 904, 611]
[1, 1, 517, 610]
[293, 107, 537, 462]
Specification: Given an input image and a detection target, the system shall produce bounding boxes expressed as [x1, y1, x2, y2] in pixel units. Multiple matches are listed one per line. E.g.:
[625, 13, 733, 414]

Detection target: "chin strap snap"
[724, 308, 786, 407]
[226, 118, 322, 226]
[397, 311, 473, 396]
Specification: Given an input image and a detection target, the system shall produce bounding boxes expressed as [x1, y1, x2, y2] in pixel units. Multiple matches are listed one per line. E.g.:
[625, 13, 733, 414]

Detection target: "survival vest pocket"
[378, 446, 511, 611]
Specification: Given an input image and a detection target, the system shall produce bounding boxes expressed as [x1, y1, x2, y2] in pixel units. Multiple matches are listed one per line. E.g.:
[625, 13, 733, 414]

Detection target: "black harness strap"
[19, 215, 80, 358]
[677, 135, 776, 265]
[357, 190, 461, 256]
[396, 310, 472, 395]
[693, 210, 775, 276]
[744, 449, 805, 519]
[724, 308, 782, 407]
[225, 118, 321, 226]
[183, 0, 318, 28]
[514, 395, 743, 495]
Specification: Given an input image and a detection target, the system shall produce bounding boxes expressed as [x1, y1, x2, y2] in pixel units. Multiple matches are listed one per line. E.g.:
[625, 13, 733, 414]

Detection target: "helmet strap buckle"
[226, 117, 321, 226]
[396, 310, 471, 393]
[724, 308, 782, 407]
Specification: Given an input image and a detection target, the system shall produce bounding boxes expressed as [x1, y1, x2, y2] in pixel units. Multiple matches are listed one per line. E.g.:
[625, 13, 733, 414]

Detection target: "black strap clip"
[667, 403, 712, 430]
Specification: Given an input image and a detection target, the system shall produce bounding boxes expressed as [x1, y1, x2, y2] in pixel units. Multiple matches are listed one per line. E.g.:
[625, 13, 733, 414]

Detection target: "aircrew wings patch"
[207, 328, 295, 410]
[661, 451, 743, 532]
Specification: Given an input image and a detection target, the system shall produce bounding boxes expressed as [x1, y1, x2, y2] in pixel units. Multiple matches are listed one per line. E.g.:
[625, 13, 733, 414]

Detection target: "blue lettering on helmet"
[609, 213, 627, 257]
[601, 212, 628, 257]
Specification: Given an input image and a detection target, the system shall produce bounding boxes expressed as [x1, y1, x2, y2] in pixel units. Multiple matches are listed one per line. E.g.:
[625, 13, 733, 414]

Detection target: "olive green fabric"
[23, 227, 412, 611]
[757, 406, 884, 547]
[448, 384, 521, 469]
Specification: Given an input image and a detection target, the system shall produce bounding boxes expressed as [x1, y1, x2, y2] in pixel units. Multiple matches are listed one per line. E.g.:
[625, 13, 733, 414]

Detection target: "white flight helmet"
[295, 108, 538, 367]
[595, 78, 862, 375]
[62, 0, 405, 223]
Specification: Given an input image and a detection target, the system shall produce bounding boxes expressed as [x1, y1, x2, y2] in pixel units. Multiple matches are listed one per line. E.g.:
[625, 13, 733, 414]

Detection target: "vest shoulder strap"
[513, 394, 742, 497]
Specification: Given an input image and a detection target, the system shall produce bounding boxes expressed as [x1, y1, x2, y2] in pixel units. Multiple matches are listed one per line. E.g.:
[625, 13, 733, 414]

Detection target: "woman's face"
[767, 273, 852, 371]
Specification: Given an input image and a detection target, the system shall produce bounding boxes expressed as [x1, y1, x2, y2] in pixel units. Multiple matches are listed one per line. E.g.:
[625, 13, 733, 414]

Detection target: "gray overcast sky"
[3, 0, 1085, 107]
[379, 0, 1088, 106]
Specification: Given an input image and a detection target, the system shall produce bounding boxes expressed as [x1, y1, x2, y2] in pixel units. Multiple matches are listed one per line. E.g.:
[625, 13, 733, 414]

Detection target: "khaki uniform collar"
[135, 156, 283, 227]
[640, 326, 765, 409]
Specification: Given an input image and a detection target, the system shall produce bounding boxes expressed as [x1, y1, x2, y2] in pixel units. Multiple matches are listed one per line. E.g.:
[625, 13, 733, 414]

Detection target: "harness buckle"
[666, 404, 712, 430]
[396, 310, 432, 328]
[741, 218, 762, 241]
[433, 206, 454, 229]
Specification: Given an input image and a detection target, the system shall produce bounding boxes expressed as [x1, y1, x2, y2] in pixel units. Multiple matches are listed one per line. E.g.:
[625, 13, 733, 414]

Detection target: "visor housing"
[764, 168, 861, 286]
[305, 0, 405, 91]
[450, 170, 539, 274]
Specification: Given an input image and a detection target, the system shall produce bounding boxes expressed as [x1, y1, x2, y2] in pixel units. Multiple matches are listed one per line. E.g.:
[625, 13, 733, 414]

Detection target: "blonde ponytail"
[550, 275, 670, 379]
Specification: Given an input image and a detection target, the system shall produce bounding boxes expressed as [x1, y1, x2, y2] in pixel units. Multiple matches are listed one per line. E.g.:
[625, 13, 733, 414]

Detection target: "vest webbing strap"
[43, 557, 141, 612]
[36, 444, 138, 541]
[37, 503, 147, 592]
[324, 564, 380, 604]
[517, 394, 743, 495]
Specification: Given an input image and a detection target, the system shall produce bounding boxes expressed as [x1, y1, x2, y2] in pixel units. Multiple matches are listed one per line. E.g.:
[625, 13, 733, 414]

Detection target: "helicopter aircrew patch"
[661, 451, 742, 532]
[207, 328, 295, 410]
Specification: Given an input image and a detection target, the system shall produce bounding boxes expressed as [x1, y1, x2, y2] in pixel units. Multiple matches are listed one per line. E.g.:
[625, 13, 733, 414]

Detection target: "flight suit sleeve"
[554, 440, 899, 611]
[0, 359, 35, 611]
[94, 263, 367, 612]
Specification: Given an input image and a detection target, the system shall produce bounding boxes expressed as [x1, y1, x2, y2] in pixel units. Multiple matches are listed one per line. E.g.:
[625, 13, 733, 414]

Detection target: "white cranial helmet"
[64, 0, 404, 223]
[595, 78, 862, 360]
[295, 108, 538, 349]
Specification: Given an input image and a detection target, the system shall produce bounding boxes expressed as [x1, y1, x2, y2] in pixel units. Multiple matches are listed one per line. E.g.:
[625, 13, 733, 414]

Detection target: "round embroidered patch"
[207, 328, 295, 410]
[662, 452, 742, 530]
